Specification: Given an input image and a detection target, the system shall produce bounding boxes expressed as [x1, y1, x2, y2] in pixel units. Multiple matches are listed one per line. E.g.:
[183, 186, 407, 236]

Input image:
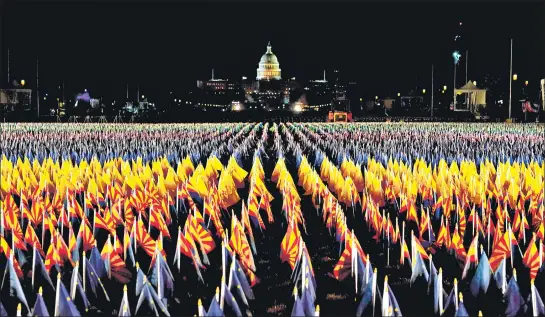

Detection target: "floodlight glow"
[452, 51, 461, 65]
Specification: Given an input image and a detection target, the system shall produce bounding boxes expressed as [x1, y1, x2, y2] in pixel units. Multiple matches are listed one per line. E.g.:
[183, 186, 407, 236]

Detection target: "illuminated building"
[305, 70, 333, 110]
[194, 69, 243, 110]
[256, 42, 281, 81]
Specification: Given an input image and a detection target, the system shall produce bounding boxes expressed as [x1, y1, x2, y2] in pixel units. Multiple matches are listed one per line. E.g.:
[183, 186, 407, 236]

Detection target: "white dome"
[257, 41, 281, 80]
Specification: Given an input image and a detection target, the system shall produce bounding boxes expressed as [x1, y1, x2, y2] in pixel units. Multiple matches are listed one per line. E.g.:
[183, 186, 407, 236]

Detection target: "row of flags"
[1, 121, 544, 316]
[1, 123, 276, 316]
[279, 122, 544, 316]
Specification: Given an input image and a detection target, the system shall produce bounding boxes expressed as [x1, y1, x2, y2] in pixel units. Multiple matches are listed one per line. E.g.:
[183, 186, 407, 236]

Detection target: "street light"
[422, 89, 426, 94]
[20, 79, 25, 86]
[375, 96, 378, 100]
[397, 93, 401, 97]
[452, 51, 462, 109]
[525, 80, 528, 86]
[473, 81, 477, 86]
[443, 85, 447, 91]
[513, 74, 518, 81]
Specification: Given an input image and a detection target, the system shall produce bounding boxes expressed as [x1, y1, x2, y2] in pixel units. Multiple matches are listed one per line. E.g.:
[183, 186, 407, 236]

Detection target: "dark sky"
[2, 1, 544, 101]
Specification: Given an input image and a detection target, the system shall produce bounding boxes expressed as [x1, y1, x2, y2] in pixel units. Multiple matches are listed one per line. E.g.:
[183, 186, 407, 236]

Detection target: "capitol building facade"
[256, 42, 282, 81]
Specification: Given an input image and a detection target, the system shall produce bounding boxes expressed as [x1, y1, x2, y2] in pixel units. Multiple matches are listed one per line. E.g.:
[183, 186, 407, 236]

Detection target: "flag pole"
[381, 276, 389, 317]
[371, 268, 377, 316]
[220, 242, 226, 310]
[531, 280, 537, 317]
[438, 268, 443, 315]
[32, 243, 36, 289]
[454, 278, 458, 310]
[83, 250, 87, 292]
[54, 273, 61, 316]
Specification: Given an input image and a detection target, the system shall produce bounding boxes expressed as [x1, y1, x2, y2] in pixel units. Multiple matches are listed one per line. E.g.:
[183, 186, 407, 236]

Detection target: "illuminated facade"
[256, 42, 281, 81]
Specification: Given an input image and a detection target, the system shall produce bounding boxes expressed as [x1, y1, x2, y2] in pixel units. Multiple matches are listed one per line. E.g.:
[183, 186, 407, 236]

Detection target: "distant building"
[305, 71, 333, 111]
[0, 88, 32, 112]
[194, 69, 243, 110]
[192, 42, 356, 113]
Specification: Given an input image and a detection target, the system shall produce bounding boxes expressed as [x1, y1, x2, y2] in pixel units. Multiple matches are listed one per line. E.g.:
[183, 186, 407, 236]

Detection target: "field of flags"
[0, 122, 544, 316]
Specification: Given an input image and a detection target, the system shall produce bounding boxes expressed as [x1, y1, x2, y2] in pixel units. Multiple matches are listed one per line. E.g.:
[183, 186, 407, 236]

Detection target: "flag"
[356, 269, 376, 317]
[280, 221, 301, 270]
[455, 293, 469, 317]
[32, 287, 50, 317]
[207, 287, 224, 317]
[119, 285, 131, 317]
[505, 271, 525, 317]
[333, 246, 353, 281]
[490, 231, 512, 272]
[6, 254, 30, 311]
[135, 278, 170, 316]
[223, 283, 242, 317]
[44, 243, 61, 273]
[33, 246, 56, 291]
[469, 251, 491, 297]
[291, 288, 305, 317]
[24, 225, 44, 257]
[412, 234, 429, 260]
[135, 218, 156, 257]
[55, 274, 80, 317]
[522, 234, 540, 280]
[410, 247, 429, 283]
[0, 302, 6, 317]
[528, 280, 545, 316]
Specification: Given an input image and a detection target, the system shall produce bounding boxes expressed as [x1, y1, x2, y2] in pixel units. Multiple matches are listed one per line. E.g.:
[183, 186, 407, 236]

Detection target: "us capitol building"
[256, 41, 282, 80]
[191, 42, 355, 112]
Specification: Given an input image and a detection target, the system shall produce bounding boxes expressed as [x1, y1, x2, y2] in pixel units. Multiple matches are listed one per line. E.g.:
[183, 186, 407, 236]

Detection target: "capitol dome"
[257, 41, 281, 80]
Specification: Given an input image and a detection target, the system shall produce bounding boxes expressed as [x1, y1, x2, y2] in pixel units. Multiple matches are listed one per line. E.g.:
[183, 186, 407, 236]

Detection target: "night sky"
[2, 1, 544, 101]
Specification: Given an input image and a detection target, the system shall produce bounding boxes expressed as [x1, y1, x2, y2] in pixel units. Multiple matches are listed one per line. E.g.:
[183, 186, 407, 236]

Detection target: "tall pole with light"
[508, 38, 513, 120]
[452, 51, 461, 110]
[431, 64, 434, 118]
[36, 57, 40, 118]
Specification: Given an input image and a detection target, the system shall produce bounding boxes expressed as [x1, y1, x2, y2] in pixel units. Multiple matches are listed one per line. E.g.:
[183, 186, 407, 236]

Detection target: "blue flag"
[57, 280, 81, 316]
[0, 302, 7, 317]
[505, 276, 525, 317]
[387, 284, 402, 316]
[455, 300, 469, 317]
[135, 265, 146, 297]
[33, 249, 55, 291]
[301, 286, 316, 317]
[291, 295, 305, 317]
[410, 251, 429, 284]
[223, 285, 242, 317]
[427, 257, 438, 295]
[135, 282, 170, 317]
[469, 252, 491, 297]
[32, 289, 50, 317]
[527, 283, 545, 316]
[207, 294, 224, 317]
[89, 246, 106, 279]
[493, 258, 506, 291]
[7, 256, 30, 311]
[357, 272, 376, 317]
[119, 286, 131, 317]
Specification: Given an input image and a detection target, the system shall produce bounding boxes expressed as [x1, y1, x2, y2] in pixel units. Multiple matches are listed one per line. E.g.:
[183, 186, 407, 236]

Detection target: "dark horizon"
[2, 2, 544, 101]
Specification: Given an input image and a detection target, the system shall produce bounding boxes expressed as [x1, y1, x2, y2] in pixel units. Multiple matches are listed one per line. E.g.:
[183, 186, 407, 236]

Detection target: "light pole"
[431, 64, 434, 118]
[452, 51, 461, 110]
[509, 39, 513, 120]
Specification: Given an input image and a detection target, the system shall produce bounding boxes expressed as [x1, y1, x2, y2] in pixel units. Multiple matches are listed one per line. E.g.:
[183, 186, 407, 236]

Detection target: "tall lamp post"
[452, 51, 461, 110]
[508, 39, 513, 120]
